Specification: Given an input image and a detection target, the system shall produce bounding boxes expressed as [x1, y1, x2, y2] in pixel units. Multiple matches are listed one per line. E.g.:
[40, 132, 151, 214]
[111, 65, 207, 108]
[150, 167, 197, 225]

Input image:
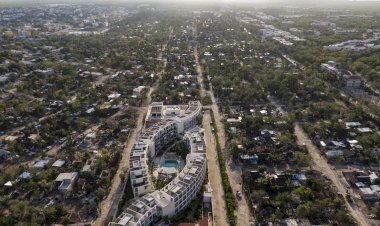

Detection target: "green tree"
[258, 165, 267, 174]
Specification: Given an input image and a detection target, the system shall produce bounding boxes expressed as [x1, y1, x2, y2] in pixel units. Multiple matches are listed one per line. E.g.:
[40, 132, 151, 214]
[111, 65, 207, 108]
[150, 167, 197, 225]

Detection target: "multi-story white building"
[145, 101, 201, 135]
[129, 101, 201, 198]
[112, 194, 160, 226]
[174, 101, 201, 134]
[158, 154, 206, 216]
[109, 102, 206, 226]
[129, 143, 151, 197]
[111, 153, 206, 226]
[139, 119, 178, 158]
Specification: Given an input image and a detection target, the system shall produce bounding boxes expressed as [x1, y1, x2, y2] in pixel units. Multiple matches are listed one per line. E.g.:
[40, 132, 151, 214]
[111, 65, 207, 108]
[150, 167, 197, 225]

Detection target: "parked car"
[236, 191, 242, 200]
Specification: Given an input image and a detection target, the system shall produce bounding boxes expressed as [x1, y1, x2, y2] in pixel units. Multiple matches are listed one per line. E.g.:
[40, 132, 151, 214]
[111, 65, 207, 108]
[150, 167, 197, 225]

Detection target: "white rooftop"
[189, 167, 198, 174]
[171, 185, 182, 193]
[118, 215, 132, 225]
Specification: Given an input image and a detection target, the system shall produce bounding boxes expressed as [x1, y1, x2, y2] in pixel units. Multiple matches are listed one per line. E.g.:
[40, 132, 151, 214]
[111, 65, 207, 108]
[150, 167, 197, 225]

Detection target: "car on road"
[58, 137, 67, 144]
[236, 191, 242, 200]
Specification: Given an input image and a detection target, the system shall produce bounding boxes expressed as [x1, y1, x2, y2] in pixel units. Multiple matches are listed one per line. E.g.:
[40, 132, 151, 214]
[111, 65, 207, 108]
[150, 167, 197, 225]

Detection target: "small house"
[52, 159, 65, 168]
[239, 154, 258, 165]
[55, 172, 78, 193]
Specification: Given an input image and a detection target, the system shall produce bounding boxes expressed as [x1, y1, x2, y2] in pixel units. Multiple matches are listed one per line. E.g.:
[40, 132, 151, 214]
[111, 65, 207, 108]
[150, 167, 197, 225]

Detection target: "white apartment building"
[128, 101, 202, 198]
[110, 153, 206, 226]
[158, 154, 207, 216]
[129, 143, 152, 198]
[110, 102, 206, 226]
[145, 101, 201, 135]
[111, 194, 160, 226]
[174, 101, 201, 134]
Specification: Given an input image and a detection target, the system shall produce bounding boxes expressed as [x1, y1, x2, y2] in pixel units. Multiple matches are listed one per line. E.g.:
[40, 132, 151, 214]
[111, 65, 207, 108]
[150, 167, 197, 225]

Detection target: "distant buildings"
[32, 159, 49, 168]
[261, 25, 305, 46]
[320, 61, 343, 75]
[35, 68, 54, 76]
[272, 37, 293, 46]
[0, 149, 10, 161]
[0, 72, 17, 85]
[321, 60, 363, 89]
[334, 28, 359, 35]
[321, 61, 380, 104]
[132, 86, 145, 98]
[52, 159, 65, 168]
[324, 38, 380, 52]
[346, 75, 362, 89]
[239, 154, 258, 165]
[0, 75, 11, 85]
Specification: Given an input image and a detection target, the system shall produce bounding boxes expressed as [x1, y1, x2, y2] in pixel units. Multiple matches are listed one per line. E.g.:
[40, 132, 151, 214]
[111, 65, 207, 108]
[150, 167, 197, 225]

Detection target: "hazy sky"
[0, 0, 380, 4]
[0, 0, 377, 2]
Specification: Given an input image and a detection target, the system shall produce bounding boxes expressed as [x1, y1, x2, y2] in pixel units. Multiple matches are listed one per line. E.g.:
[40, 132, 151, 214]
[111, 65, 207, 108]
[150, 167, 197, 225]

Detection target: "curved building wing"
[110, 101, 206, 226]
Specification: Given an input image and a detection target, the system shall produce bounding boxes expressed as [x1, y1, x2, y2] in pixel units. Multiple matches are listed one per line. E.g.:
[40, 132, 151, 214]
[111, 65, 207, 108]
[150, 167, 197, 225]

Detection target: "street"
[194, 38, 253, 225]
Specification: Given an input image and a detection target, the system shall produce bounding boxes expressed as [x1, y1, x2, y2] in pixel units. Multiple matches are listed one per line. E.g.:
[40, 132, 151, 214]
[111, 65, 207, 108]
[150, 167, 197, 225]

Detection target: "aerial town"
[0, 1, 380, 226]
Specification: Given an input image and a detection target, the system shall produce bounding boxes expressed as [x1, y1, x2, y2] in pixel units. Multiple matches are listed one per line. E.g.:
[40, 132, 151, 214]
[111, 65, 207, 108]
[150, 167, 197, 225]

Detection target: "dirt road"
[94, 107, 146, 226]
[193, 40, 252, 225]
[294, 123, 373, 226]
[268, 92, 374, 226]
[209, 92, 252, 226]
[94, 27, 173, 226]
[203, 111, 229, 226]
[193, 47, 206, 96]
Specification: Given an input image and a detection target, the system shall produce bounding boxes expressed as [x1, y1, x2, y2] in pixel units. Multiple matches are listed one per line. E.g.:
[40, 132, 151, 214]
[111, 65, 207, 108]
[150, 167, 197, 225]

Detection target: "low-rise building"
[55, 172, 78, 193]
[346, 75, 362, 89]
[33, 159, 49, 168]
[359, 187, 379, 201]
[52, 159, 65, 168]
[239, 154, 258, 165]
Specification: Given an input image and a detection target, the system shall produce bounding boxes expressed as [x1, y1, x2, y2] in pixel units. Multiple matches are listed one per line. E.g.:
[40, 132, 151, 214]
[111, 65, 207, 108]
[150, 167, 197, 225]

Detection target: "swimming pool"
[161, 160, 180, 169]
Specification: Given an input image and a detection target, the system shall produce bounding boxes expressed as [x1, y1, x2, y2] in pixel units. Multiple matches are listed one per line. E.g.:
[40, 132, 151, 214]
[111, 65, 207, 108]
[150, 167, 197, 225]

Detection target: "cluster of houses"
[343, 170, 380, 202]
[321, 61, 380, 104]
[4, 158, 78, 194]
[320, 61, 352, 79]
[249, 170, 308, 189]
[164, 46, 198, 98]
[316, 121, 374, 162]
[225, 105, 298, 167]
[237, 126, 298, 167]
